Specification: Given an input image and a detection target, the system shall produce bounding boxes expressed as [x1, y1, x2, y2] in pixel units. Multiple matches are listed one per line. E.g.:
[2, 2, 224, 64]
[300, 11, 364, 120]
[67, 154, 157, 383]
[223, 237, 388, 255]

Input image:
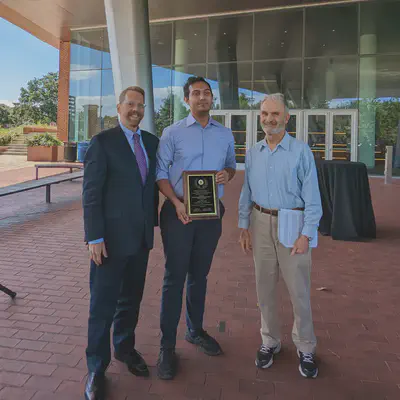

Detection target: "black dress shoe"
[85, 372, 106, 400]
[114, 349, 149, 377]
[157, 348, 178, 380]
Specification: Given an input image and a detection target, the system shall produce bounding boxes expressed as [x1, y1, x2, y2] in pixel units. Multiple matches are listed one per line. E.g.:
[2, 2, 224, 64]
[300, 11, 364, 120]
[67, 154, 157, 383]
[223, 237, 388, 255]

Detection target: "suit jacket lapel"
[116, 127, 144, 185]
[141, 131, 156, 188]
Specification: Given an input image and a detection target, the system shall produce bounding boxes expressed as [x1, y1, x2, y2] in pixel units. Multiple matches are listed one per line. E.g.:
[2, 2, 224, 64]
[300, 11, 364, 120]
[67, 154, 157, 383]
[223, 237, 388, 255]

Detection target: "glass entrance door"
[331, 110, 358, 162]
[210, 110, 251, 167]
[305, 111, 330, 160]
[305, 110, 358, 161]
[211, 109, 358, 165]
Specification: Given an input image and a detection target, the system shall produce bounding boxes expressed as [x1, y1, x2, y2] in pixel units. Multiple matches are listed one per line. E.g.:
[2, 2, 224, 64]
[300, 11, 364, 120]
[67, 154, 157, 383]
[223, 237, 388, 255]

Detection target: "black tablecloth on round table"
[316, 160, 376, 241]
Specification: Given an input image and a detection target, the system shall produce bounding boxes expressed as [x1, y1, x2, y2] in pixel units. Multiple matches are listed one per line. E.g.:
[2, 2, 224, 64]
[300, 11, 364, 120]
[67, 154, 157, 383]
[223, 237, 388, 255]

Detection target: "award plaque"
[183, 170, 220, 220]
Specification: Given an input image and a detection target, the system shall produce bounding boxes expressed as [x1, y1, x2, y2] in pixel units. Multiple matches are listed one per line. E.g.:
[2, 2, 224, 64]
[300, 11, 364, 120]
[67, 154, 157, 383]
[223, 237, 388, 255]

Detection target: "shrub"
[0, 133, 13, 146]
[26, 132, 63, 147]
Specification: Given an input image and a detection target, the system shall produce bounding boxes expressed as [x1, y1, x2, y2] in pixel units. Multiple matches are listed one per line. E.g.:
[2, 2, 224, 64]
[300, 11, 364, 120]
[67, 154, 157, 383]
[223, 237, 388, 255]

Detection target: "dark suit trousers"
[160, 200, 223, 349]
[86, 247, 149, 374]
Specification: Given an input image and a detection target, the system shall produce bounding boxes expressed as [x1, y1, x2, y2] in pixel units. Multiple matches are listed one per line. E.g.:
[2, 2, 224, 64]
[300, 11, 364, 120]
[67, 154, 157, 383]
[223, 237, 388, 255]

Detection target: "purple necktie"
[133, 133, 148, 184]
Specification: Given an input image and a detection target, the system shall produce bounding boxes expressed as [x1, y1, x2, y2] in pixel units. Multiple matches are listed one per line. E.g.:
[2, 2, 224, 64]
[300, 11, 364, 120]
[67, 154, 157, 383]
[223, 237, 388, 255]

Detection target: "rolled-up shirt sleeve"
[225, 132, 237, 170]
[238, 151, 253, 229]
[156, 127, 174, 182]
[300, 146, 323, 239]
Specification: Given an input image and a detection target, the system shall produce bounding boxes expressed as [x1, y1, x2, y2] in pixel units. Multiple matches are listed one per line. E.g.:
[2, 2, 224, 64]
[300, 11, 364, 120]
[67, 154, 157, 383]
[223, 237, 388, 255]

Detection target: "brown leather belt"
[253, 203, 304, 216]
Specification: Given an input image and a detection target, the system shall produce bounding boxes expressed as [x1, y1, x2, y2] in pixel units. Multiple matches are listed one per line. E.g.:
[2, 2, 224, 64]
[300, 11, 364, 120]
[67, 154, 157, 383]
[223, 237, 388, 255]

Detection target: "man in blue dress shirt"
[156, 76, 236, 380]
[238, 93, 322, 379]
[83, 86, 159, 399]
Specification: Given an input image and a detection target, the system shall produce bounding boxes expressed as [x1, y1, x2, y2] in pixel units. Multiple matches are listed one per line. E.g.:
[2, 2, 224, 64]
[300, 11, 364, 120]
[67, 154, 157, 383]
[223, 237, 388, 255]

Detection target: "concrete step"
[7, 146, 28, 152]
[1, 143, 28, 155]
[1, 150, 27, 156]
[2, 146, 27, 151]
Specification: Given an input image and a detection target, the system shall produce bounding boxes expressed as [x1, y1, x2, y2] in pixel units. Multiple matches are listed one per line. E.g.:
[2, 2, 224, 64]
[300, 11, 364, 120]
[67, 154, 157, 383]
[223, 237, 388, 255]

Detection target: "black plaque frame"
[183, 170, 220, 220]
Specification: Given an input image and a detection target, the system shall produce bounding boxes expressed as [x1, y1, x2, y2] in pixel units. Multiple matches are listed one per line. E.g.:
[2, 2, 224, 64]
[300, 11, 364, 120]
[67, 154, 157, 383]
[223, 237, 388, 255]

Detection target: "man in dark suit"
[83, 86, 159, 400]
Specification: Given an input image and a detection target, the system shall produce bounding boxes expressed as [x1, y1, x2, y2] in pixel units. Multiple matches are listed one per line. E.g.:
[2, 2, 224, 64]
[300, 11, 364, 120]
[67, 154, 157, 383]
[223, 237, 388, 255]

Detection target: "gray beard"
[262, 123, 286, 135]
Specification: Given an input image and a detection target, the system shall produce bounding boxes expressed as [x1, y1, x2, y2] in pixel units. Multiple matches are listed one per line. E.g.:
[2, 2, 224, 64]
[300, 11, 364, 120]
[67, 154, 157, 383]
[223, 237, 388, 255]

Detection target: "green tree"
[239, 93, 252, 110]
[10, 103, 35, 126]
[155, 94, 189, 137]
[0, 104, 12, 127]
[16, 72, 59, 125]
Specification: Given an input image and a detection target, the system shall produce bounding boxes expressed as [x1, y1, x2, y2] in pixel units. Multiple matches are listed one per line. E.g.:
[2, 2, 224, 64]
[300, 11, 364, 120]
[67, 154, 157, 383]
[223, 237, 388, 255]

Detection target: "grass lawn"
[0, 126, 23, 136]
[0, 125, 54, 136]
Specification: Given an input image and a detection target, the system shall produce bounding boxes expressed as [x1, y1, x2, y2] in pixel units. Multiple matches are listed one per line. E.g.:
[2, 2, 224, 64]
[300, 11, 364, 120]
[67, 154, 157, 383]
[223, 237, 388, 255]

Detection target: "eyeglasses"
[122, 101, 146, 110]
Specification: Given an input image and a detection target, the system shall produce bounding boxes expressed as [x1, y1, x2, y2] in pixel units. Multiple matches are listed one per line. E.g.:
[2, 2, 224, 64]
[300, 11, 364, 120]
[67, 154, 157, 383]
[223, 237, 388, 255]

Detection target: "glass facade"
[69, 0, 400, 173]
[69, 28, 117, 142]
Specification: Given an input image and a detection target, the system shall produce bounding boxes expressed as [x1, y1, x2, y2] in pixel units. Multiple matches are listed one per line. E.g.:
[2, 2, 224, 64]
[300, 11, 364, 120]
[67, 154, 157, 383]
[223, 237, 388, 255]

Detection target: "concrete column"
[57, 41, 71, 142]
[216, 18, 239, 110]
[104, 0, 155, 134]
[173, 38, 188, 122]
[359, 30, 377, 168]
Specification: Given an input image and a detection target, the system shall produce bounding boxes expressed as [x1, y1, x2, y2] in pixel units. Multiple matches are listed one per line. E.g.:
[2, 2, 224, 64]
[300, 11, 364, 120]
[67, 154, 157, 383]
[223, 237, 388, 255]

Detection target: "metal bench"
[0, 171, 84, 300]
[35, 163, 83, 180]
[0, 170, 84, 203]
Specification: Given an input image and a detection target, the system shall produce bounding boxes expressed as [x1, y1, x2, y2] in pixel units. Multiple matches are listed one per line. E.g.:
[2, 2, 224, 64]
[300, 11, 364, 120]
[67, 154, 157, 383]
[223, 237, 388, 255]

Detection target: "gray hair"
[260, 93, 289, 114]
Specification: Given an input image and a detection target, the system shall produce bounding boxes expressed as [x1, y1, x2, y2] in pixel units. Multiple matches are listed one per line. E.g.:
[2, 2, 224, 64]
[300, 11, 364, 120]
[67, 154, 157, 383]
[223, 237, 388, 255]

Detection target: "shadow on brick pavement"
[0, 172, 400, 399]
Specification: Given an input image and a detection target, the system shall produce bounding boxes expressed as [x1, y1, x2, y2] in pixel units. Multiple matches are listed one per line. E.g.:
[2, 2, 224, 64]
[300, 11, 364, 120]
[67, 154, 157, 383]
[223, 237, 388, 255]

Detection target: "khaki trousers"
[251, 208, 317, 354]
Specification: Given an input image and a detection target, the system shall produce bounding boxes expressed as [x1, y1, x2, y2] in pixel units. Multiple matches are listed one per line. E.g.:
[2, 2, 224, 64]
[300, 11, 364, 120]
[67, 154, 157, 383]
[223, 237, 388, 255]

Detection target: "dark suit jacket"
[82, 125, 159, 259]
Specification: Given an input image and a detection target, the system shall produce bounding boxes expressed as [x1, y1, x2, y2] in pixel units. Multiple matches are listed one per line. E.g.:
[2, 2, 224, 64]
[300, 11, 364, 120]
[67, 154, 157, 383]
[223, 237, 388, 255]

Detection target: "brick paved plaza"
[1, 168, 400, 400]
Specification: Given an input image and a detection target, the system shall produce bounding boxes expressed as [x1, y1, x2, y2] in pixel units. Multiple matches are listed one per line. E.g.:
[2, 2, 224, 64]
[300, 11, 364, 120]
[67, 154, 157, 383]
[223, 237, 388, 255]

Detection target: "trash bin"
[77, 141, 90, 163]
[64, 142, 77, 162]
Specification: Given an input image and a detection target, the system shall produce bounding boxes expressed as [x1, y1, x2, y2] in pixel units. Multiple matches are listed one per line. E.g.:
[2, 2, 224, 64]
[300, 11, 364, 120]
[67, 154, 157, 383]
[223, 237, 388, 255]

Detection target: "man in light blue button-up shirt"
[155, 77, 236, 380]
[238, 94, 322, 379]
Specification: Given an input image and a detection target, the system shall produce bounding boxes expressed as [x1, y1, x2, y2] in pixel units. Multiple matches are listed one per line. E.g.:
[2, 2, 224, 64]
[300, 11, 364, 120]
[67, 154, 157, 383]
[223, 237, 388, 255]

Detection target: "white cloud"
[0, 100, 16, 108]
[70, 64, 100, 71]
[70, 70, 100, 81]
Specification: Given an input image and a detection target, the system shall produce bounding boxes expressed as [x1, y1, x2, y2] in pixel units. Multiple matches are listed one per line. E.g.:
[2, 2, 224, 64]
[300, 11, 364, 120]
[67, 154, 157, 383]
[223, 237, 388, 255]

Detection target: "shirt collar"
[260, 132, 290, 151]
[120, 122, 141, 138]
[186, 113, 218, 128]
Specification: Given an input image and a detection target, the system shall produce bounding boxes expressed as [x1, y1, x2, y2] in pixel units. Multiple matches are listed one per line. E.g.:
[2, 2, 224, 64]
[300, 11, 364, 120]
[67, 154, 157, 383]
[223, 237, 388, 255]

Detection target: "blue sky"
[0, 18, 59, 106]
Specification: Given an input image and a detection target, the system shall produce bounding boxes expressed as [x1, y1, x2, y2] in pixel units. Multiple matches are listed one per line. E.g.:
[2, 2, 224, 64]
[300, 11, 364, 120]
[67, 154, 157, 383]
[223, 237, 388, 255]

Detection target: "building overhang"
[0, 0, 367, 48]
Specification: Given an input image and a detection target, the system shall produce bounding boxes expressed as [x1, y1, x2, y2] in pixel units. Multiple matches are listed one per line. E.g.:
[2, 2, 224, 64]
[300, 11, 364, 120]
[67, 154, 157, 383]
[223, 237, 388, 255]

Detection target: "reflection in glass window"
[303, 58, 358, 109]
[305, 4, 357, 57]
[150, 23, 172, 66]
[172, 65, 206, 123]
[207, 63, 252, 110]
[70, 29, 104, 70]
[208, 15, 252, 63]
[174, 20, 207, 65]
[360, 1, 400, 55]
[253, 60, 302, 109]
[68, 70, 102, 142]
[359, 55, 400, 173]
[153, 66, 172, 136]
[254, 10, 303, 60]
[101, 70, 117, 131]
